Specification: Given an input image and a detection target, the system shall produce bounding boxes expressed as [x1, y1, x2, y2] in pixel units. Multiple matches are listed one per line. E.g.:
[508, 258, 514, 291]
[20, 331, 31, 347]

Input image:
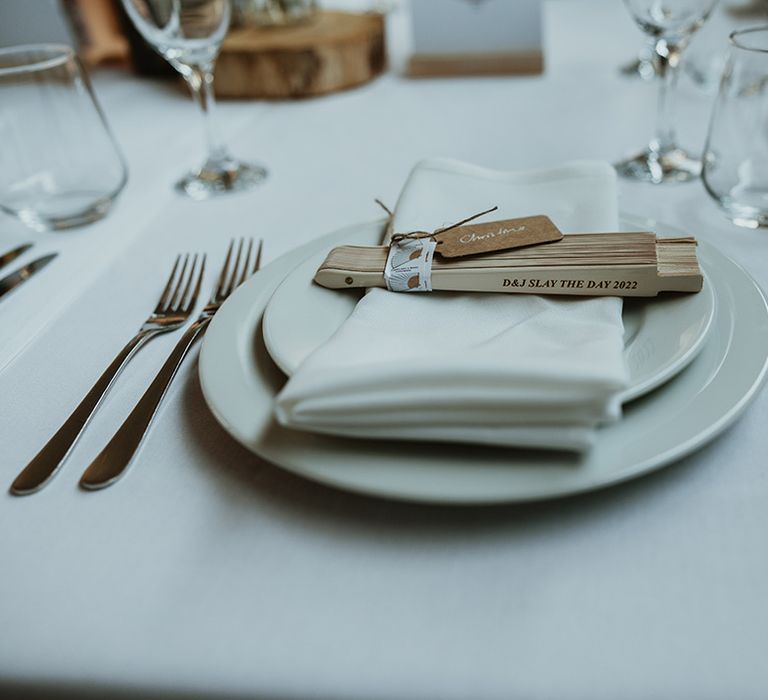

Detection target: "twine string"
[388, 205, 499, 245]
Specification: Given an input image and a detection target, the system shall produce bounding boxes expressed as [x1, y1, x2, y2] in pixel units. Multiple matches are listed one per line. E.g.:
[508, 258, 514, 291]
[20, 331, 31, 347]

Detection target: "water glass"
[703, 26, 768, 228]
[0, 45, 127, 232]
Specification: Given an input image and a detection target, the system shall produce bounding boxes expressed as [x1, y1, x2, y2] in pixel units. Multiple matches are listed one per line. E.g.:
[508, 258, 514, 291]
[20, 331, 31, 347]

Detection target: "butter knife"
[0, 253, 57, 300]
[0, 243, 33, 272]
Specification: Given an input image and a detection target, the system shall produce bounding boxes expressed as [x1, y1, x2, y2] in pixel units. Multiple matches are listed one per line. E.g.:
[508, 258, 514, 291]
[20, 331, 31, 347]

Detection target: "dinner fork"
[80, 239, 263, 490]
[10, 254, 205, 496]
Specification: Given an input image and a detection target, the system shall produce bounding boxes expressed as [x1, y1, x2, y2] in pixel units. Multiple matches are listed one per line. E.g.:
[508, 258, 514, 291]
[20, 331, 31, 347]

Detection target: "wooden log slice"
[215, 10, 386, 99]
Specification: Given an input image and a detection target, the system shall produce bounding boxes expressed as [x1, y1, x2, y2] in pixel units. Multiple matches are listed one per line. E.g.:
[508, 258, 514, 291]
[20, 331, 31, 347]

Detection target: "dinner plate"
[262, 217, 715, 403]
[199, 221, 768, 504]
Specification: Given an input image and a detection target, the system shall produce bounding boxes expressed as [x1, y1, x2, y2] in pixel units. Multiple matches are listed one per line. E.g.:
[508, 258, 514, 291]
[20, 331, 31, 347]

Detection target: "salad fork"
[80, 239, 262, 490]
[10, 254, 205, 495]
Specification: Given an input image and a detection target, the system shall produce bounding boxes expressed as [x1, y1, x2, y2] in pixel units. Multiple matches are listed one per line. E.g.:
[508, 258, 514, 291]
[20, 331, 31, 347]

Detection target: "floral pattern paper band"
[384, 238, 437, 292]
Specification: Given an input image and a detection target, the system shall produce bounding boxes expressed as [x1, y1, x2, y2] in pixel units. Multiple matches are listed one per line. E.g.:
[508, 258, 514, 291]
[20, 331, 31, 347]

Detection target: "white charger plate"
[262, 217, 715, 403]
[199, 221, 768, 504]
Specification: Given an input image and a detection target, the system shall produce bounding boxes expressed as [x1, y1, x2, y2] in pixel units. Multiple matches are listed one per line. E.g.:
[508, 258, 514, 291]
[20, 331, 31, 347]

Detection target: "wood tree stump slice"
[215, 11, 386, 99]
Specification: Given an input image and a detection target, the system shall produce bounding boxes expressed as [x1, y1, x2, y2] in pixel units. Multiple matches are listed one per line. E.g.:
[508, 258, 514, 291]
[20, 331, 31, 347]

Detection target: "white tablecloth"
[2, 2, 768, 699]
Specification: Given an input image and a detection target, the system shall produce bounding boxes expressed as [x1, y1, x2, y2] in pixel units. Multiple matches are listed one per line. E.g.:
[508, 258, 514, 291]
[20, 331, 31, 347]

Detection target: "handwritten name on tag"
[435, 215, 563, 258]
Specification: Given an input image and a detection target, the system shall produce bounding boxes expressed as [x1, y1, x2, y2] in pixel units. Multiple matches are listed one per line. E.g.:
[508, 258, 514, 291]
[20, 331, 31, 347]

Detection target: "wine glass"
[617, 0, 719, 184]
[121, 0, 266, 199]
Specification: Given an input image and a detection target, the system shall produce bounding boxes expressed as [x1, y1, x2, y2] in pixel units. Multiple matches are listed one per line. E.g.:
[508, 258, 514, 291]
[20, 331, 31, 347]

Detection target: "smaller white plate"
[263, 218, 715, 402]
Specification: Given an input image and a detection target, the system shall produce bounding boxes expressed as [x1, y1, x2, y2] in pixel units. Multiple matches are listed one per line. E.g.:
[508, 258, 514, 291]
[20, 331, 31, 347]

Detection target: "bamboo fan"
[314, 233, 703, 297]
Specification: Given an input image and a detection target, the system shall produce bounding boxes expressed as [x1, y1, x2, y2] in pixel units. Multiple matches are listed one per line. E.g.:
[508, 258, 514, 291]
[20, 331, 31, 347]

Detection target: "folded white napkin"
[275, 158, 629, 451]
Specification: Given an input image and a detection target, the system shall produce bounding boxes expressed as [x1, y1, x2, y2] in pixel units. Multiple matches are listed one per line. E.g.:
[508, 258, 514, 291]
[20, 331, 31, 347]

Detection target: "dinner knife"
[0, 243, 33, 272]
[0, 253, 57, 300]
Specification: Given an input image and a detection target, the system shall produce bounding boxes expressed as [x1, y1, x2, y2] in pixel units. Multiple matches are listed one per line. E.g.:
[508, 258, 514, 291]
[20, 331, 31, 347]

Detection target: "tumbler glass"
[0, 45, 128, 232]
[703, 26, 768, 228]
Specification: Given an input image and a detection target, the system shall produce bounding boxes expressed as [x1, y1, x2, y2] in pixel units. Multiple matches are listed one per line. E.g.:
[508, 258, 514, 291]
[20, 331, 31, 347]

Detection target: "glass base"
[720, 209, 768, 230]
[615, 146, 701, 184]
[1, 192, 116, 233]
[176, 157, 267, 200]
[705, 183, 768, 229]
[731, 216, 768, 229]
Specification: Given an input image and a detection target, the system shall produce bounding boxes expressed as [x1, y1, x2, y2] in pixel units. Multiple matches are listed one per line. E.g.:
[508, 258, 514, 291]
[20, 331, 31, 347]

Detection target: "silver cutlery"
[0, 243, 33, 271]
[10, 254, 205, 496]
[80, 239, 262, 490]
[0, 253, 57, 301]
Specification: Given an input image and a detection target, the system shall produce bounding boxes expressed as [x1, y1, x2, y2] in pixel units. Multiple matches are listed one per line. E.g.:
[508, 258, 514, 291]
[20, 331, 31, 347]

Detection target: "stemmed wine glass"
[122, 0, 266, 199]
[617, 0, 719, 184]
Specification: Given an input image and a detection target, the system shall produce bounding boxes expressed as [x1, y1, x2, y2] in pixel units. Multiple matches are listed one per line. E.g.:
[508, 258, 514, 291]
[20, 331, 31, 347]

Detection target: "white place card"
[408, 0, 544, 77]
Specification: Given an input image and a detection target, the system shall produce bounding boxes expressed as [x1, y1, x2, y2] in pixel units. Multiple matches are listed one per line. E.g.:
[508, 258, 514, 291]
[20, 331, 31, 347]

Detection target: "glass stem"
[185, 62, 228, 166]
[652, 39, 682, 154]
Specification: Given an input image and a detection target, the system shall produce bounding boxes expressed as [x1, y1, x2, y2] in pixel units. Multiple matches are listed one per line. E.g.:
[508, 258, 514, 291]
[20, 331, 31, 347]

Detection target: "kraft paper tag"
[434, 215, 563, 258]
